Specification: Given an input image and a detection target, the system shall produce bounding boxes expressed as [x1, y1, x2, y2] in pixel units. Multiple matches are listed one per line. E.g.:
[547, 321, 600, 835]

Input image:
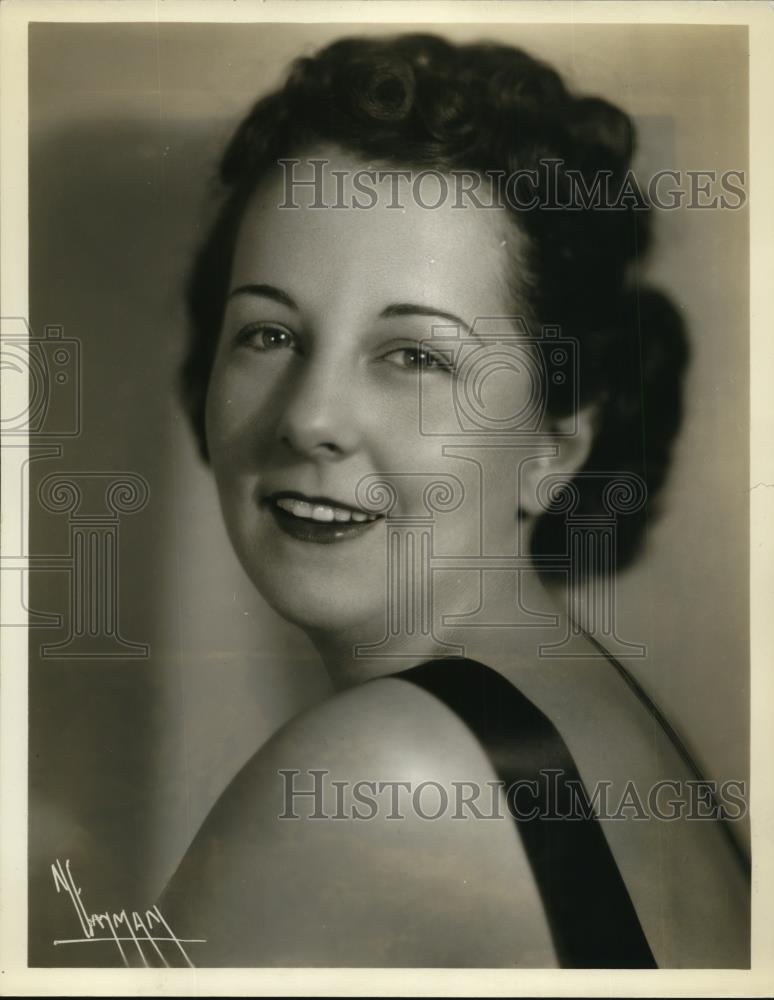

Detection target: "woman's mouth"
[263, 492, 384, 545]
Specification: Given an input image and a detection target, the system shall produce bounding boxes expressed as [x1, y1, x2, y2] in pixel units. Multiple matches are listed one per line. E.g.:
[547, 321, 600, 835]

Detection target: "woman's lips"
[263, 493, 384, 545]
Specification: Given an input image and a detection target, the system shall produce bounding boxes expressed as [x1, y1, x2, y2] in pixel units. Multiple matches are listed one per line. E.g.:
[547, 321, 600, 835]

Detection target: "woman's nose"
[274, 357, 361, 460]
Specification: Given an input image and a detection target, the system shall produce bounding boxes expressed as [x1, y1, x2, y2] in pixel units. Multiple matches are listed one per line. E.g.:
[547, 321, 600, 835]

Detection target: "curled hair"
[181, 33, 689, 572]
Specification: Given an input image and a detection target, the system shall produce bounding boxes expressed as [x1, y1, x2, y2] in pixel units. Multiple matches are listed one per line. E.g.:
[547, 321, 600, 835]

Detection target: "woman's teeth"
[274, 497, 379, 523]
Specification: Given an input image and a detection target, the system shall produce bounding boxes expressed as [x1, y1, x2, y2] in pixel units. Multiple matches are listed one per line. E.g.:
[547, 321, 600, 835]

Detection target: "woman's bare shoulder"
[160, 674, 555, 967]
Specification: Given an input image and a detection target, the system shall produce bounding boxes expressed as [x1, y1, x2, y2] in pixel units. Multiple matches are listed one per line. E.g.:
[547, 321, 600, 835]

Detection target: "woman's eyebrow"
[227, 283, 298, 310]
[379, 302, 477, 339]
[225, 289, 481, 340]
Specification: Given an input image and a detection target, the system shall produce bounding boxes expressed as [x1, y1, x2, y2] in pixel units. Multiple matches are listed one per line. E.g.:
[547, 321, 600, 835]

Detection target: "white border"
[1, 1, 773, 995]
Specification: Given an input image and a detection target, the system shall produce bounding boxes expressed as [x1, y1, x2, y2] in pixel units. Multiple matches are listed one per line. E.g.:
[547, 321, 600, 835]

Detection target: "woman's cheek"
[205, 365, 260, 466]
[204, 388, 234, 471]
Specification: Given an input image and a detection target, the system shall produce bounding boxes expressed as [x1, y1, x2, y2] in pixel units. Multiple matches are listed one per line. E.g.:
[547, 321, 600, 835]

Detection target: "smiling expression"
[205, 146, 538, 636]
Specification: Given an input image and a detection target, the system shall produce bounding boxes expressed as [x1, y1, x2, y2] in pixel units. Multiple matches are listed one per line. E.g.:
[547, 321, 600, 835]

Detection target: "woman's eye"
[235, 323, 297, 352]
[384, 347, 454, 374]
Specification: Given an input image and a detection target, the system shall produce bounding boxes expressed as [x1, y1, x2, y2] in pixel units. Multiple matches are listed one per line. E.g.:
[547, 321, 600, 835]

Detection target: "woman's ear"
[519, 404, 598, 518]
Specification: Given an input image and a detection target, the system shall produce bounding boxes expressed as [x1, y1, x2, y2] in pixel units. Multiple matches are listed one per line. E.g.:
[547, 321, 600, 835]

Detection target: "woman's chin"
[255, 577, 386, 639]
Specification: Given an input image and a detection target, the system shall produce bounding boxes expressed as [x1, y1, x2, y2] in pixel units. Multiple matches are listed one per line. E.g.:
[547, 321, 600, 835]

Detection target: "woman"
[161, 34, 749, 968]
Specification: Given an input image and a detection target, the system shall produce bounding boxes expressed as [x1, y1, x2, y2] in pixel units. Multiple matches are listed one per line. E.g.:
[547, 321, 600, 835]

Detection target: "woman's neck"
[305, 568, 569, 691]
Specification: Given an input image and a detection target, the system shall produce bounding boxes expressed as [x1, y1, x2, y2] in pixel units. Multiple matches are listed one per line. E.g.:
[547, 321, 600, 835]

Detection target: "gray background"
[26, 21, 749, 964]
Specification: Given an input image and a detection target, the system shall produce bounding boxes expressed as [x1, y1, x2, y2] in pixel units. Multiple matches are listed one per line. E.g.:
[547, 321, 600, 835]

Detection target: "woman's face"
[205, 146, 539, 637]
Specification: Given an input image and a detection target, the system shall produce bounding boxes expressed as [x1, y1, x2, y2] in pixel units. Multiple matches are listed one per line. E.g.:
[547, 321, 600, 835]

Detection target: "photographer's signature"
[51, 858, 204, 967]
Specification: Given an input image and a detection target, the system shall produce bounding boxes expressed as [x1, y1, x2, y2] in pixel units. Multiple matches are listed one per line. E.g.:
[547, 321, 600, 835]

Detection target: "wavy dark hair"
[180, 32, 689, 571]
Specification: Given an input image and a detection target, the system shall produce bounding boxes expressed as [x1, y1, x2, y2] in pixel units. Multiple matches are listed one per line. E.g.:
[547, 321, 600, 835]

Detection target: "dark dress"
[398, 656, 657, 969]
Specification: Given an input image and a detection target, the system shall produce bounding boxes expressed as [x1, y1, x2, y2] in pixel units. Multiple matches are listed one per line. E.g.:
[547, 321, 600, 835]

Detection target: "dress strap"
[397, 657, 657, 969]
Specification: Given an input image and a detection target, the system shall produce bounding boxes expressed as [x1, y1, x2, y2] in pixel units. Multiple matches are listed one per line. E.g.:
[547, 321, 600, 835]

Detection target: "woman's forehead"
[229, 149, 526, 322]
